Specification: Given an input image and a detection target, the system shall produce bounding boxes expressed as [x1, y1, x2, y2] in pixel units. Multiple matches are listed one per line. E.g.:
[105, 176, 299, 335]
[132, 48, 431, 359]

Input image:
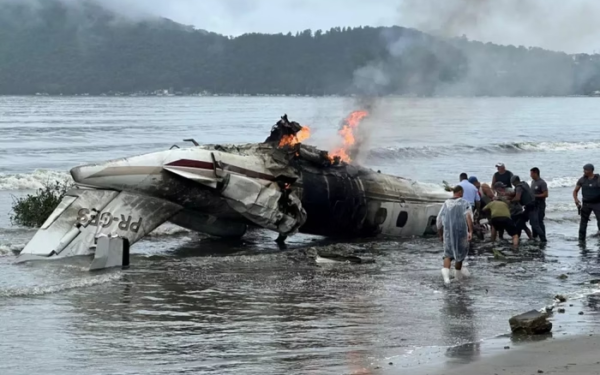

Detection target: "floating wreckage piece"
[555, 295, 567, 303]
[303, 245, 375, 265]
[509, 310, 553, 335]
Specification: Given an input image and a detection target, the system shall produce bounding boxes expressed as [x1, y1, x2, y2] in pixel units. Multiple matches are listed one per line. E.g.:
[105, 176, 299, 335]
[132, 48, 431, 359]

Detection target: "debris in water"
[558, 308, 566, 313]
[579, 311, 584, 315]
[493, 248, 506, 260]
[299, 245, 376, 265]
[557, 274, 569, 280]
[555, 295, 567, 303]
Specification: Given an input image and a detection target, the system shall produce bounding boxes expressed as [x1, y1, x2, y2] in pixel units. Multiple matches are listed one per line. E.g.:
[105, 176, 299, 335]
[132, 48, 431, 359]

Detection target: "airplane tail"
[17, 189, 182, 270]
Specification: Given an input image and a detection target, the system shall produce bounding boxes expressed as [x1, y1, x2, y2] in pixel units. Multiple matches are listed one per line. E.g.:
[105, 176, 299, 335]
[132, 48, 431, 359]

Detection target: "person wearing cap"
[458, 173, 480, 213]
[492, 163, 514, 190]
[510, 175, 546, 242]
[436, 185, 474, 285]
[573, 163, 600, 241]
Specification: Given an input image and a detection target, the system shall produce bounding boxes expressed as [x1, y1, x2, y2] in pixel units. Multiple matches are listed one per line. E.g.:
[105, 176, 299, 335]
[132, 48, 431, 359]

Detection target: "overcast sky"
[102, 0, 600, 54]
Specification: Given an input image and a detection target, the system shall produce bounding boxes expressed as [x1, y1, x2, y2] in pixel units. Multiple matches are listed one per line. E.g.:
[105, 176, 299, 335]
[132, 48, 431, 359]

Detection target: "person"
[573, 163, 600, 242]
[436, 185, 474, 285]
[482, 197, 519, 248]
[459, 173, 480, 213]
[492, 163, 514, 190]
[530, 167, 548, 239]
[494, 182, 531, 240]
[469, 176, 494, 207]
[511, 175, 546, 242]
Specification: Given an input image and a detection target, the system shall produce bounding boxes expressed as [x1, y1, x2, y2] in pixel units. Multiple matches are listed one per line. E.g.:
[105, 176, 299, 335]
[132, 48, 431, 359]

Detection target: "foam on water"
[0, 243, 23, 257]
[148, 223, 190, 237]
[0, 169, 71, 191]
[0, 272, 121, 298]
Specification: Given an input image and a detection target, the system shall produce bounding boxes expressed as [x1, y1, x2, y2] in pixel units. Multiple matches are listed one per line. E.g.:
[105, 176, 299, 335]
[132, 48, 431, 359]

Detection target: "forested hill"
[1, 0, 600, 96]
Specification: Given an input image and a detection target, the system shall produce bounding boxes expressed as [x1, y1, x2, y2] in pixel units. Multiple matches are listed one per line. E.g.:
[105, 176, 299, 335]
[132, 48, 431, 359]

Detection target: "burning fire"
[275, 110, 369, 164]
[329, 110, 369, 163]
[278, 126, 311, 148]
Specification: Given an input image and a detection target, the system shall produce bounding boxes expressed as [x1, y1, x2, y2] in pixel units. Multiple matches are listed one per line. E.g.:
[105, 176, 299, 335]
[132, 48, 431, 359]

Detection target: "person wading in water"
[530, 167, 548, 241]
[573, 163, 600, 242]
[511, 175, 546, 243]
[492, 163, 514, 191]
[436, 185, 474, 285]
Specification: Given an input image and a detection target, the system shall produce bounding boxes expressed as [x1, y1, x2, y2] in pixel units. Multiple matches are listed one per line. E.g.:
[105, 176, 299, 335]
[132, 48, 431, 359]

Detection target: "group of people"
[435, 162, 600, 285]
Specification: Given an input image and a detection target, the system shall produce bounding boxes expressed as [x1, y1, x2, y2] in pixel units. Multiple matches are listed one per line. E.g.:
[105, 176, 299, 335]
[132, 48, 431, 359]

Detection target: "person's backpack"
[519, 184, 534, 207]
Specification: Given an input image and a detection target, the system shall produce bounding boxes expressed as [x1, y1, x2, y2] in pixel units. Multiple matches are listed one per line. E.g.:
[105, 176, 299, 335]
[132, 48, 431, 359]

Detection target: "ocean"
[1, 96, 600, 375]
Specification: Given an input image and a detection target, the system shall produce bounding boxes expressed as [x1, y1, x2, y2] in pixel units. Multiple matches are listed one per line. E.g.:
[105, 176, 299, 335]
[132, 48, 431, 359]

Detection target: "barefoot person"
[436, 185, 474, 285]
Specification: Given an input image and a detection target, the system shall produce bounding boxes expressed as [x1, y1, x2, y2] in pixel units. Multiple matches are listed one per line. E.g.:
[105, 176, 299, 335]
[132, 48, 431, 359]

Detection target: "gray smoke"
[397, 0, 600, 54]
[346, 0, 600, 164]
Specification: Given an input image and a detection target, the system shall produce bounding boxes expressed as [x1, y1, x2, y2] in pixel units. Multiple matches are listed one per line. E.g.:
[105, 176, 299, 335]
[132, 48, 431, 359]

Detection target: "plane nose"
[70, 164, 104, 186]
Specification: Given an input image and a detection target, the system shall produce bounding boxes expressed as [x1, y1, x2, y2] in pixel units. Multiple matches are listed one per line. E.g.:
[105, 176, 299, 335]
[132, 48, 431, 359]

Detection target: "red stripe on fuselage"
[166, 159, 215, 170]
[166, 159, 275, 181]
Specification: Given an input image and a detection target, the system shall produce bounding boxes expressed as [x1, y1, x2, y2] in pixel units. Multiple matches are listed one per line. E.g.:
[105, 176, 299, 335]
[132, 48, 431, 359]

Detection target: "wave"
[367, 140, 600, 160]
[0, 169, 72, 191]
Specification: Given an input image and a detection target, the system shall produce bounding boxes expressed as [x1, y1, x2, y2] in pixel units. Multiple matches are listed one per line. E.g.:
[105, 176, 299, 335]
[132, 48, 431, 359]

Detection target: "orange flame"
[278, 126, 311, 148]
[329, 110, 369, 163]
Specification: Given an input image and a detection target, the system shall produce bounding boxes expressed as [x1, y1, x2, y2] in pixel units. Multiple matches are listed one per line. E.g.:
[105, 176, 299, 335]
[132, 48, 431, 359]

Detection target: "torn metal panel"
[220, 173, 306, 235]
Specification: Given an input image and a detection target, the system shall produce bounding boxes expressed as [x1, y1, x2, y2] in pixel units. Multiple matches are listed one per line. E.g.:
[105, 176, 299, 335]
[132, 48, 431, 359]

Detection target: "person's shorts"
[491, 217, 518, 237]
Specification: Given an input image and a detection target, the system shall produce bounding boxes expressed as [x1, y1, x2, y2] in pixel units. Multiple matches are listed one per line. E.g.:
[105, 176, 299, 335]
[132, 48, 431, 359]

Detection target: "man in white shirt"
[458, 173, 481, 213]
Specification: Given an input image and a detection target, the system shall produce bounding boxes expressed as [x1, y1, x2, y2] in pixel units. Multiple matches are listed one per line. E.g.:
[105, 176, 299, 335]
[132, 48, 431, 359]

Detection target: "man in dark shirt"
[492, 163, 514, 190]
[530, 167, 548, 240]
[511, 175, 546, 242]
[573, 163, 600, 241]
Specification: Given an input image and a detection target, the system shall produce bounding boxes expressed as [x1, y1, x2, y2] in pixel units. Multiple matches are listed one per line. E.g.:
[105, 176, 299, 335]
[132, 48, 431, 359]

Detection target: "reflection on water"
[443, 289, 481, 365]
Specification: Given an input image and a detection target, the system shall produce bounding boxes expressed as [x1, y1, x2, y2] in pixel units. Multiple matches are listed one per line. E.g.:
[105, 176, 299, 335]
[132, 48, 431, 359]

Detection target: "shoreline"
[413, 335, 600, 375]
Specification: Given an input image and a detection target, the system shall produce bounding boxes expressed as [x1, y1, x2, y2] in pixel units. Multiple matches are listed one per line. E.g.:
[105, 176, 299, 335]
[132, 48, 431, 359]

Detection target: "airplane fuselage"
[70, 144, 449, 239]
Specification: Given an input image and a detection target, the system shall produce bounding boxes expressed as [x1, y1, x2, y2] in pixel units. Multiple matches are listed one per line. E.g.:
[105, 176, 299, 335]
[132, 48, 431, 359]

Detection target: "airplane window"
[396, 211, 408, 227]
[375, 208, 387, 225]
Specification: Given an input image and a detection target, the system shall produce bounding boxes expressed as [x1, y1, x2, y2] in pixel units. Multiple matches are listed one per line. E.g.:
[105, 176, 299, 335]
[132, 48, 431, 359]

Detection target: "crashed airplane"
[18, 114, 450, 270]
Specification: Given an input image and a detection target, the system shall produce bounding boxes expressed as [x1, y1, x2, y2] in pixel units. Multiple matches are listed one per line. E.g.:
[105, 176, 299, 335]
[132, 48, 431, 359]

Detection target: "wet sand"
[420, 335, 600, 375]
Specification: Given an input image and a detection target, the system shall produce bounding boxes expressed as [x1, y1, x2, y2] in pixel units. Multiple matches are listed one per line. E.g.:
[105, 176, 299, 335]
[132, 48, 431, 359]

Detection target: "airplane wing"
[18, 189, 182, 267]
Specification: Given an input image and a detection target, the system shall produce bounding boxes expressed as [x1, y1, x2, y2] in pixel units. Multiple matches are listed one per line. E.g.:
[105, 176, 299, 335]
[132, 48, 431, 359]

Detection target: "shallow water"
[1, 96, 600, 374]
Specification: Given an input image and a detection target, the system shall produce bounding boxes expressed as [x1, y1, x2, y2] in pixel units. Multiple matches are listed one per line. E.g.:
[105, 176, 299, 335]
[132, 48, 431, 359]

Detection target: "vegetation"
[10, 181, 72, 228]
[0, 0, 599, 96]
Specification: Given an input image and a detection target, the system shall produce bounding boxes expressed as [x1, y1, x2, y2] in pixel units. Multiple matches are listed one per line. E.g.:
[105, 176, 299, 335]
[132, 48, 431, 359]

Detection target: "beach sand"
[418, 335, 600, 375]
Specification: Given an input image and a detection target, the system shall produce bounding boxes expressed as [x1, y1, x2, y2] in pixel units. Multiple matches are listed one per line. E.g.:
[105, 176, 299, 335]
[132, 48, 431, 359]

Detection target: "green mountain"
[0, 0, 599, 96]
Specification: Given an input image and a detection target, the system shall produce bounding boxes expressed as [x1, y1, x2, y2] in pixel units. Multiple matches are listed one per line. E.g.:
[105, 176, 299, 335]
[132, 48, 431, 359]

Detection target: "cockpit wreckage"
[18, 113, 451, 270]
